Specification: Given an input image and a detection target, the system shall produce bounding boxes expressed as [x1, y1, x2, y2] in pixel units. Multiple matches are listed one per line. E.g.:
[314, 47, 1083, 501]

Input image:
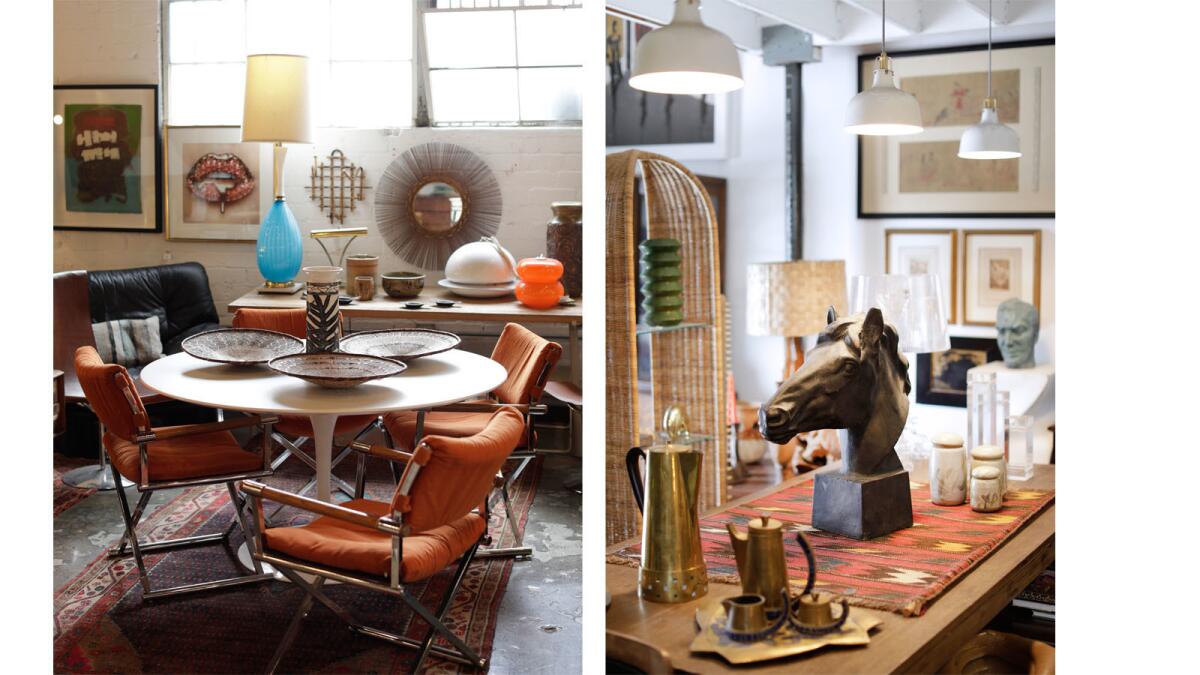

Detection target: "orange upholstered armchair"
[73, 346, 278, 600]
[240, 407, 525, 673]
[381, 322, 562, 557]
[232, 308, 379, 498]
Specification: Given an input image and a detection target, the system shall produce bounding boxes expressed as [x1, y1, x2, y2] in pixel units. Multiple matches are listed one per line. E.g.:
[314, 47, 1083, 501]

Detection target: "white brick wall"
[53, 0, 582, 332]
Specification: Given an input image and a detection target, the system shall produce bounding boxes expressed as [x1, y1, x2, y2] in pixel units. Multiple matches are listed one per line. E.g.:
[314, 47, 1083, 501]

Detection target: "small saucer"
[404, 301, 424, 309]
[434, 299, 458, 308]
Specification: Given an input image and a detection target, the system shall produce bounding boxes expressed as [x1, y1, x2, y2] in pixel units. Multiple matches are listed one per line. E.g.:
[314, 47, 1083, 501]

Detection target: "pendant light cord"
[987, 0, 993, 98]
[882, 0, 886, 53]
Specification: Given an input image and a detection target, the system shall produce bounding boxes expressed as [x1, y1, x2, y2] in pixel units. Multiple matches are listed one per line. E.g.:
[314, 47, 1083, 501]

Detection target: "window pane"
[245, 0, 325, 55]
[169, 0, 245, 64]
[424, 11, 515, 68]
[331, 0, 412, 60]
[516, 7, 582, 66]
[168, 63, 246, 125]
[328, 62, 412, 127]
[430, 69, 519, 123]
[518, 66, 580, 121]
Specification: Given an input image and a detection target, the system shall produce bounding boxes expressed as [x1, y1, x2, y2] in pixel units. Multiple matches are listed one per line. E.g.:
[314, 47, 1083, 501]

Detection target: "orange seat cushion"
[263, 499, 485, 581]
[382, 408, 495, 452]
[274, 414, 377, 438]
[105, 427, 263, 482]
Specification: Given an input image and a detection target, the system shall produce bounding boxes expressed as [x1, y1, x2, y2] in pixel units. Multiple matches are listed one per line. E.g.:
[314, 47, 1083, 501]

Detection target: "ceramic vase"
[304, 266, 342, 353]
[344, 254, 379, 293]
[639, 238, 683, 327]
[546, 201, 582, 298]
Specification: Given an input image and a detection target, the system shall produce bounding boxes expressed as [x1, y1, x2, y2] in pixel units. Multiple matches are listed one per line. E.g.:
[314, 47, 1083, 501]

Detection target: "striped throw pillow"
[91, 318, 163, 368]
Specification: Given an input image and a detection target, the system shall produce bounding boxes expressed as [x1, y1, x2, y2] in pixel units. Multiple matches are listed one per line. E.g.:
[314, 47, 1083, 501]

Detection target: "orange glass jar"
[515, 255, 564, 309]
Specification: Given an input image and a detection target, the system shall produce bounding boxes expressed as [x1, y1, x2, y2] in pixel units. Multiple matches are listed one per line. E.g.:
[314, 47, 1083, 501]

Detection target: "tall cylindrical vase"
[304, 266, 342, 353]
[639, 238, 683, 327]
[546, 201, 582, 299]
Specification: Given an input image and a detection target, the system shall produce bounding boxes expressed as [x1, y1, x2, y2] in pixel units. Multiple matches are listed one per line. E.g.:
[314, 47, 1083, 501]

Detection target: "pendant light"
[629, 0, 744, 95]
[845, 0, 922, 135]
[958, 0, 1021, 159]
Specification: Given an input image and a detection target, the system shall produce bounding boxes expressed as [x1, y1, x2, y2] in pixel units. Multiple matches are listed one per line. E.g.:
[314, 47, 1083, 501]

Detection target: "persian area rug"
[54, 455, 542, 674]
[54, 454, 98, 517]
[608, 478, 1053, 617]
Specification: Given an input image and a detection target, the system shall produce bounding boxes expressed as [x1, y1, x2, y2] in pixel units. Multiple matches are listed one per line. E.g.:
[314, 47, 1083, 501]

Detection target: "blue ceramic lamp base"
[256, 198, 304, 294]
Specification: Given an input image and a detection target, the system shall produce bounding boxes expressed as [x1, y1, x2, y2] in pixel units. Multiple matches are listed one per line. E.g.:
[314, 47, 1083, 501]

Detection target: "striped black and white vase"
[304, 266, 342, 353]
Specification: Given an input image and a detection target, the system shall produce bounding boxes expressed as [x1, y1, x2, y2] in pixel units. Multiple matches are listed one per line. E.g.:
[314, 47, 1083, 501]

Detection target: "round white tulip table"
[139, 349, 507, 576]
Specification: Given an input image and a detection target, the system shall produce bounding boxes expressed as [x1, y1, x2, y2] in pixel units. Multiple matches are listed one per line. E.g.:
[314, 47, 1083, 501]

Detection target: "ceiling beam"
[724, 0, 843, 42]
[840, 0, 923, 35]
[961, 0, 1012, 25]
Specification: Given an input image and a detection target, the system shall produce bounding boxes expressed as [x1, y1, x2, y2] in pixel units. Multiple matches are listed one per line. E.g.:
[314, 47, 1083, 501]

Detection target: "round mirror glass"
[412, 181, 464, 234]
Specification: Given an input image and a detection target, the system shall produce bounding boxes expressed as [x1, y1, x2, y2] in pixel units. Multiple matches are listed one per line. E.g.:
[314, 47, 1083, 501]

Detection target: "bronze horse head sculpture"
[759, 307, 911, 477]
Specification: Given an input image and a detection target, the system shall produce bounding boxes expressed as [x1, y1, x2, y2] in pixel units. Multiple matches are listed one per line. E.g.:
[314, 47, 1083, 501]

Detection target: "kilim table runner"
[607, 478, 1054, 617]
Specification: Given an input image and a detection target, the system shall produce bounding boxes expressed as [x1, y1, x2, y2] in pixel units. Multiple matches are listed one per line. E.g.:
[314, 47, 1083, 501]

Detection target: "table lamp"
[746, 260, 847, 379]
[242, 53, 312, 294]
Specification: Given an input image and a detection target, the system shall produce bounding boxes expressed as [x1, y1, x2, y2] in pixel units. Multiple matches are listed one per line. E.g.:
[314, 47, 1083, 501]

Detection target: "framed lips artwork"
[164, 125, 273, 241]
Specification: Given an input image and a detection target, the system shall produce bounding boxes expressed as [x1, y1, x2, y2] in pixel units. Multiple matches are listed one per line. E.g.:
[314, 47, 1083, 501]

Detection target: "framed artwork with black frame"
[857, 39, 1054, 218]
[53, 84, 162, 232]
[917, 336, 1001, 407]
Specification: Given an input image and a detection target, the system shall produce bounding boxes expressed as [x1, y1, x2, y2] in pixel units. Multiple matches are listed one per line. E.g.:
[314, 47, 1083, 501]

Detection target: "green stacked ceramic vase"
[639, 238, 683, 326]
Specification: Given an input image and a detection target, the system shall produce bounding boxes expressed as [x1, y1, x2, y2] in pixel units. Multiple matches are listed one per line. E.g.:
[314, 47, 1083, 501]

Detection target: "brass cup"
[354, 275, 375, 301]
[722, 594, 769, 634]
[794, 592, 834, 627]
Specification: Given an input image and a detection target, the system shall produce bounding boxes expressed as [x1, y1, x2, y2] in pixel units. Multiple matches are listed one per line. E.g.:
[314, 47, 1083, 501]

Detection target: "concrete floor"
[53, 454, 583, 673]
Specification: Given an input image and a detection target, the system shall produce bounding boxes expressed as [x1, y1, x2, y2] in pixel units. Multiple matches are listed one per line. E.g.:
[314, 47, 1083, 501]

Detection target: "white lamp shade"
[958, 106, 1021, 159]
[844, 69, 923, 136]
[242, 54, 313, 144]
[629, 1, 743, 95]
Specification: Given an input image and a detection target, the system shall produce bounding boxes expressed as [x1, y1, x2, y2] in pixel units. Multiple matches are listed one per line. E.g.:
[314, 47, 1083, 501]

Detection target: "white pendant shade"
[629, 0, 743, 95]
[241, 54, 313, 144]
[845, 66, 923, 136]
[958, 105, 1021, 159]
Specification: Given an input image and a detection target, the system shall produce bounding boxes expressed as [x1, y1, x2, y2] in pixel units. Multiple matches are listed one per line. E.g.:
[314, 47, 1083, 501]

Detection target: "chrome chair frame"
[103, 371, 279, 601]
[241, 439, 494, 673]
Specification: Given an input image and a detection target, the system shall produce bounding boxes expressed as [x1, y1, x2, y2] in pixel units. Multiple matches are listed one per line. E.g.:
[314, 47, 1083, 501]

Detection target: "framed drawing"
[963, 229, 1041, 325]
[916, 336, 1001, 407]
[165, 126, 272, 242]
[53, 84, 162, 232]
[884, 229, 957, 323]
[858, 39, 1054, 218]
[605, 13, 731, 160]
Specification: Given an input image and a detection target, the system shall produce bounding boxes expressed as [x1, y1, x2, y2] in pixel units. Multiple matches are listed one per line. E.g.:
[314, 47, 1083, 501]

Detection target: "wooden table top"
[228, 287, 583, 325]
[606, 465, 1055, 674]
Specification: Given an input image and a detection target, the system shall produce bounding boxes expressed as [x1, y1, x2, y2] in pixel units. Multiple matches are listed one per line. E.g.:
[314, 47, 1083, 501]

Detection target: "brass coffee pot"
[625, 445, 708, 603]
[727, 515, 790, 614]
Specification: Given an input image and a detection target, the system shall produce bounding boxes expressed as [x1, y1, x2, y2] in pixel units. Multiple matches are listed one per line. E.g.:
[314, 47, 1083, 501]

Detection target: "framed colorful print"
[916, 336, 1002, 407]
[164, 126, 273, 242]
[963, 229, 1042, 326]
[53, 84, 162, 232]
[858, 39, 1054, 218]
[884, 228, 958, 323]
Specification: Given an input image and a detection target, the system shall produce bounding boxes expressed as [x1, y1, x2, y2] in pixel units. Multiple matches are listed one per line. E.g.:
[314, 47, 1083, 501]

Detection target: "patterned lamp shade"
[746, 260, 847, 337]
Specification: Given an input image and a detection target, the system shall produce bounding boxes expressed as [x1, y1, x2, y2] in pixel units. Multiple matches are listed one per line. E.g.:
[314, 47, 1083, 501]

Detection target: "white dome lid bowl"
[444, 237, 518, 286]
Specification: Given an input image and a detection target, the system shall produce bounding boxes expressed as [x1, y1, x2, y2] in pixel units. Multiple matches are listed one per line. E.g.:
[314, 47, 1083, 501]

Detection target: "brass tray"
[690, 598, 882, 665]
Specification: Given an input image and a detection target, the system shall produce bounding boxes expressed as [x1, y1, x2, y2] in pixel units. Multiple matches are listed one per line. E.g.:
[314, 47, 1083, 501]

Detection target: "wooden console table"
[606, 465, 1055, 673]
[228, 288, 583, 384]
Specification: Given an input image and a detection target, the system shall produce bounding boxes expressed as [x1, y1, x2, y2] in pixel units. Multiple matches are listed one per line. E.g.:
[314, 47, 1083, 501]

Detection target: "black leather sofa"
[57, 262, 223, 456]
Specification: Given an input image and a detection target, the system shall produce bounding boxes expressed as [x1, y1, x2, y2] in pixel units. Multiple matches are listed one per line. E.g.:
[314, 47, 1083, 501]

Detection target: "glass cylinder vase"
[303, 266, 342, 353]
[966, 370, 997, 453]
[1007, 414, 1034, 481]
[995, 390, 1011, 461]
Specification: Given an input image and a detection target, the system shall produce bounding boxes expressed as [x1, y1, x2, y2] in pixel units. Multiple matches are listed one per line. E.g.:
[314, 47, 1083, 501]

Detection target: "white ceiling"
[608, 0, 1055, 52]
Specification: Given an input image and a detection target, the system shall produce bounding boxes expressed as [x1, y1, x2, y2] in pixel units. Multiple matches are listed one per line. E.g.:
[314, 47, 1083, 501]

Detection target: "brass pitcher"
[727, 515, 790, 614]
[626, 445, 708, 603]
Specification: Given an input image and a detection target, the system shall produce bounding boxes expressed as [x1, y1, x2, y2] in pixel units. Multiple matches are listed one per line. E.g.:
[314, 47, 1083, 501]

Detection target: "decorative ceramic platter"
[267, 352, 407, 389]
[182, 328, 304, 365]
[437, 278, 516, 298]
[339, 329, 462, 361]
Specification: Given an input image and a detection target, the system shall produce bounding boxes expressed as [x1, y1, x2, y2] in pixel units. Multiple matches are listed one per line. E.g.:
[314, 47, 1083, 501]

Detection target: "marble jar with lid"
[929, 432, 967, 506]
[970, 444, 1006, 497]
[970, 466, 1003, 513]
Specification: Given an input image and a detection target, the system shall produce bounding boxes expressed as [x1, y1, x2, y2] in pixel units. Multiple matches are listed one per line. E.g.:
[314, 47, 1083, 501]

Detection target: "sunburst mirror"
[375, 142, 502, 271]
